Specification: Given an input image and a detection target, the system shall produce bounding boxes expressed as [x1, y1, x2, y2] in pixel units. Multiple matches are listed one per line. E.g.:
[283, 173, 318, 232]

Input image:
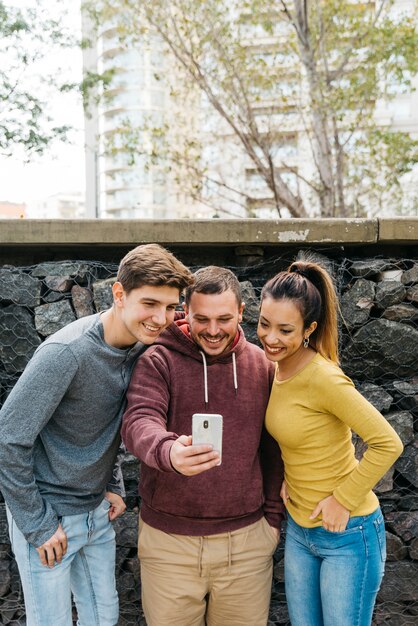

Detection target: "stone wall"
[0, 239, 417, 625]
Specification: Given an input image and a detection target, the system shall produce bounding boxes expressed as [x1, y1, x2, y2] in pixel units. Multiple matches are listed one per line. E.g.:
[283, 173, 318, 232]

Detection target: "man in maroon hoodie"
[122, 266, 285, 626]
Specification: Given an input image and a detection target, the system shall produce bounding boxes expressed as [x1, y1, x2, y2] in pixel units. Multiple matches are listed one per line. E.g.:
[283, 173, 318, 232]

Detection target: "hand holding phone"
[170, 434, 220, 476]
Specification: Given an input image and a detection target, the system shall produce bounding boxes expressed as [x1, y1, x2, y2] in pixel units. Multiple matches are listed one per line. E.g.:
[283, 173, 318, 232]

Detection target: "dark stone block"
[240, 281, 260, 324]
[34, 301, 76, 337]
[401, 264, 418, 286]
[342, 319, 418, 380]
[382, 303, 418, 324]
[43, 276, 74, 293]
[349, 259, 389, 278]
[31, 262, 92, 281]
[406, 285, 418, 303]
[378, 562, 418, 601]
[375, 281, 406, 310]
[385, 411, 414, 447]
[0, 305, 41, 374]
[341, 278, 375, 328]
[93, 278, 115, 312]
[386, 531, 408, 561]
[409, 538, 418, 560]
[113, 512, 138, 548]
[0, 269, 41, 307]
[385, 511, 418, 542]
[395, 439, 418, 488]
[71, 285, 94, 319]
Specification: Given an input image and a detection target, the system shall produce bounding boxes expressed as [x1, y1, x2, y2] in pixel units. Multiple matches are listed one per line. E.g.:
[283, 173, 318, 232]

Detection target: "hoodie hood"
[154, 319, 247, 406]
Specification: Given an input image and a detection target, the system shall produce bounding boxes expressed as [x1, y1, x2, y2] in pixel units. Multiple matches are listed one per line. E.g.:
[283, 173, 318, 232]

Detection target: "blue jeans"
[284, 508, 386, 626]
[6, 499, 118, 626]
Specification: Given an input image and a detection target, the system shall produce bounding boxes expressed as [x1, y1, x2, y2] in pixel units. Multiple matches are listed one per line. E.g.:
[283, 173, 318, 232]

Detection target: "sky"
[0, 0, 85, 215]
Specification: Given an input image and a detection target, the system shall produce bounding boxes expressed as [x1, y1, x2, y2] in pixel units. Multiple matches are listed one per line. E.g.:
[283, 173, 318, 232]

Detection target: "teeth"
[266, 345, 282, 353]
[204, 337, 222, 343]
[143, 324, 160, 331]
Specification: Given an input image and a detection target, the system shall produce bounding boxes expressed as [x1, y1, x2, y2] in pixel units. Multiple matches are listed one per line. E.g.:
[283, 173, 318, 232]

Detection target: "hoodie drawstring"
[199, 350, 238, 406]
[232, 353, 238, 396]
[199, 351, 209, 406]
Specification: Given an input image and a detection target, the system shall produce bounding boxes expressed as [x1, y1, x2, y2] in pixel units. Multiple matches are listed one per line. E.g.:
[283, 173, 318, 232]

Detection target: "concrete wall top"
[0, 217, 416, 246]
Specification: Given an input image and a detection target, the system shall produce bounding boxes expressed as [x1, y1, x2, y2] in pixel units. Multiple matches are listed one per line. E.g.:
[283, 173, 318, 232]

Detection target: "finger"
[61, 535, 68, 555]
[310, 505, 321, 520]
[177, 435, 193, 446]
[36, 547, 48, 566]
[59, 529, 68, 555]
[184, 444, 215, 456]
[45, 545, 57, 568]
[53, 543, 63, 564]
[186, 450, 219, 465]
[186, 458, 222, 476]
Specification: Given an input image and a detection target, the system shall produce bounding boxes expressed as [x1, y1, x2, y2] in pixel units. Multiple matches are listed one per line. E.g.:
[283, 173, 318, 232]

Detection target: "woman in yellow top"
[257, 258, 403, 626]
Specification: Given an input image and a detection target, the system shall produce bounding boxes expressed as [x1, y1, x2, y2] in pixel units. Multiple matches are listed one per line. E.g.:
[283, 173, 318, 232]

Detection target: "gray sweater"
[0, 313, 144, 547]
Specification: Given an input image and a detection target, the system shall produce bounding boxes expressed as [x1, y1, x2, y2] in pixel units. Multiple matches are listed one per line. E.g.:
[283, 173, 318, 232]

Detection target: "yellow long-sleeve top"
[265, 353, 403, 528]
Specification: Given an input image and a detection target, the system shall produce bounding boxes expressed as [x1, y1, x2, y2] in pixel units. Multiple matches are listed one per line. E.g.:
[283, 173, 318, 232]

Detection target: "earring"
[303, 336, 309, 349]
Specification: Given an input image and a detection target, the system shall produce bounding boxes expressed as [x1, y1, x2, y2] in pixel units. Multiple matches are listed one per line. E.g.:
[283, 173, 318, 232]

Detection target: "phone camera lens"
[203, 420, 209, 429]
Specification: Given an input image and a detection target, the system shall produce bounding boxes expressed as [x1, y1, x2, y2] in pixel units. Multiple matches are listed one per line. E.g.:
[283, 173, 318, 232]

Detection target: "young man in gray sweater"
[0, 243, 193, 626]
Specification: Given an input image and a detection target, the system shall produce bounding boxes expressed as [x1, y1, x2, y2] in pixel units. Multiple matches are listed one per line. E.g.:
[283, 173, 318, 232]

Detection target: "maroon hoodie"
[122, 319, 285, 535]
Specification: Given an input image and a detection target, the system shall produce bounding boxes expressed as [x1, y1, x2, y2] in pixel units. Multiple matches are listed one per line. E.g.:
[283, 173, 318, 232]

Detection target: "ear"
[238, 302, 245, 324]
[306, 320, 318, 337]
[183, 301, 189, 320]
[112, 281, 126, 308]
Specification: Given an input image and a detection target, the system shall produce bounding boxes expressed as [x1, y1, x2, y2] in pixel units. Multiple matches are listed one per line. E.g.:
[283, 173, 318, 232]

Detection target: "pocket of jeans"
[320, 517, 363, 535]
[373, 514, 386, 562]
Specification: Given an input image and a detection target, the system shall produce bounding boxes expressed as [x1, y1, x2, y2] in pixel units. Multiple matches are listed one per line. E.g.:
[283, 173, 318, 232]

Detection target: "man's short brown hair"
[117, 244, 193, 293]
[185, 266, 242, 307]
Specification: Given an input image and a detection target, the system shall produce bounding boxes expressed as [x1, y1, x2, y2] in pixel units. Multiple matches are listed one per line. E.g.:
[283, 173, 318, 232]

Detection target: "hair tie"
[291, 267, 309, 280]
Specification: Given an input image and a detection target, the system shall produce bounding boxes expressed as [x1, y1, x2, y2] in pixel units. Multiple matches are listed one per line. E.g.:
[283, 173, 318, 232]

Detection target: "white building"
[83, 1, 418, 219]
[29, 192, 85, 219]
[82, 9, 209, 219]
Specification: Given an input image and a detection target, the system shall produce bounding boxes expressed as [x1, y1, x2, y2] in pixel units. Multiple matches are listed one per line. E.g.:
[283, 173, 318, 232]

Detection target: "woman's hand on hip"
[310, 495, 350, 532]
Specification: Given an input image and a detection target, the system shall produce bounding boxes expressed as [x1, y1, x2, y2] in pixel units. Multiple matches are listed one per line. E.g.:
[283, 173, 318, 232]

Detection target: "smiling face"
[185, 289, 244, 356]
[257, 297, 317, 368]
[111, 283, 180, 348]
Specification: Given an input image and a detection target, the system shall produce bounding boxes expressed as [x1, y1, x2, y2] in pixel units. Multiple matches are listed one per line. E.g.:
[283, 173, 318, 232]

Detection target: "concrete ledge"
[0, 218, 380, 246]
[378, 218, 418, 243]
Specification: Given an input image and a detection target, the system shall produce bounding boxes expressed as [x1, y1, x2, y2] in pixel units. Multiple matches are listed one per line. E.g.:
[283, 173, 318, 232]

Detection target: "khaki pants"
[138, 517, 278, 626]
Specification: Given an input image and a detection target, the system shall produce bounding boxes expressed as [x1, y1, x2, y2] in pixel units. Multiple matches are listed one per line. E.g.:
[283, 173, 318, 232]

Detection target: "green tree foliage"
[92, 0, 418, 217]
[0, 1, 111, 160]
[0, 1, 72, 157]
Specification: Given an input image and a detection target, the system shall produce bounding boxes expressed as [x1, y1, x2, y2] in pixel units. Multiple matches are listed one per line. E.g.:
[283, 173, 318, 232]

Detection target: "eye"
[258, 321, 268, 328]
[281, 329, 292, 335]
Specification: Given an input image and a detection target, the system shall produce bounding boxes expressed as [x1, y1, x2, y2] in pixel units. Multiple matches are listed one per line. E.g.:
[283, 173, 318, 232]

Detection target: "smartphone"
[192, 413, 223, 465]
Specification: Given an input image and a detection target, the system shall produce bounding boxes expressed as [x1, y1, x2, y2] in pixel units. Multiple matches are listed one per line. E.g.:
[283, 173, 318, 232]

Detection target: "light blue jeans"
[6, 499, 118, 626]
[285, 507, 386, 626]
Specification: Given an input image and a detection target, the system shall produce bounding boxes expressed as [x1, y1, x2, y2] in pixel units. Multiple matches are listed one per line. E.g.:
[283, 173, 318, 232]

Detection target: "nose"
[152, 308, 167, 326]
[265, 331, 279, 345]
[206, 320, 220, 336]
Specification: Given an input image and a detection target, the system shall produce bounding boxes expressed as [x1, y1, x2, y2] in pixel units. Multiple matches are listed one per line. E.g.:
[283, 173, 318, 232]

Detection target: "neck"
[100, 308, 135, 349]
[276, 347, 316, 381]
